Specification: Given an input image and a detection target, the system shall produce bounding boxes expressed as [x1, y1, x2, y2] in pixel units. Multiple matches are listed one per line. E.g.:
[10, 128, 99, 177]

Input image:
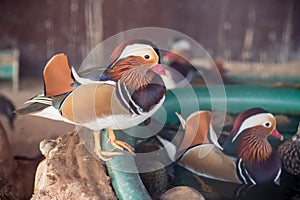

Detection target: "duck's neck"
[119, 68, 156, 91]
[115, 69, 166, 113]
[129, 73, 165, 112]
[237, 128, 273, 163]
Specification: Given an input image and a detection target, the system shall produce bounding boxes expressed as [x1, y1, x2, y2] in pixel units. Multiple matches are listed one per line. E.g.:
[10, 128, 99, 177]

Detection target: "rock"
[160, 186, 205, 200]
[0, 121, 39, 200]
[135, 137, 171, 198]
[32, 130, 117, 200]
[0, 122, 17, 180]
[139, 161, 170, 198]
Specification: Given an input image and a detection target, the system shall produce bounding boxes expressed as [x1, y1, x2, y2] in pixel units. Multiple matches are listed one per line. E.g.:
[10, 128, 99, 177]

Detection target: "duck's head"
[231, 107, 283, 143]
[232, 108, 283, 163]
[107, 39, 166, 90]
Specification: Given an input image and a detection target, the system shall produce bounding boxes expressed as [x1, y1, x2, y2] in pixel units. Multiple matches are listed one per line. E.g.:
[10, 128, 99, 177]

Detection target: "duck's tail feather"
[24, 94, 52, 105]
[30, 106, 65, 121]
[15, 99, 64, 121]
[14, 103, 50, 115]
[14, 94, 52, 115]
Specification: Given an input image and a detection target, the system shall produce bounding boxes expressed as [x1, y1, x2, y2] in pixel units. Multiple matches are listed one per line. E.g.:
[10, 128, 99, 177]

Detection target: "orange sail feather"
[43, 53, 74, 97]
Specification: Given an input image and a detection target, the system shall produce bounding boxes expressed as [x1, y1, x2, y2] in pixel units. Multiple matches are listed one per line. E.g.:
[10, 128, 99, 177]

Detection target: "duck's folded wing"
[59, 82, 130, 124]
[179, 144, 242, 184]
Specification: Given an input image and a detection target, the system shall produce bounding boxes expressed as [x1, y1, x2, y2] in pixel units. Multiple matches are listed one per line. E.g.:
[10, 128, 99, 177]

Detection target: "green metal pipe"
[162, 85, 300, 124]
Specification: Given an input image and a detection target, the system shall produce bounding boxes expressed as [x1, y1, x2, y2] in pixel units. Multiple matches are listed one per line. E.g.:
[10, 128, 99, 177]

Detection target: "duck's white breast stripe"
[123, 84, 144, 115]
[243, 165, 256, 185]
[117, 81, 136, 114]
[274, 168, 281, 185]
[237, 159, 248, 184]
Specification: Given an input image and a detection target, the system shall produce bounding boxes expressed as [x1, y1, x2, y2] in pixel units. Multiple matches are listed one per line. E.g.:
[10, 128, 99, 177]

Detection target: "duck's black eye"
[144, 55, 150, 59]
[264, 122, 271, 127]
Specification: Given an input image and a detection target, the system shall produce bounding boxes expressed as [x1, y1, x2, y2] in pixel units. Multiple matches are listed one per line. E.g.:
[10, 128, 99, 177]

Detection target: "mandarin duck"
[278, 122, 300, 176]
[15, 40, 166, 161]
[159, 108, 284, 185]
[161, 38, 197, 89]
[0, 94, 15, 129]
[222, 107, 283, 157]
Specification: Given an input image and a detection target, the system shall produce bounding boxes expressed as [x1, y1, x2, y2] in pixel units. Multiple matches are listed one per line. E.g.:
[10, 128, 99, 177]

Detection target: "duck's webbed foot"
[93, 131, 123, 161]
[107, 129, 134, 153]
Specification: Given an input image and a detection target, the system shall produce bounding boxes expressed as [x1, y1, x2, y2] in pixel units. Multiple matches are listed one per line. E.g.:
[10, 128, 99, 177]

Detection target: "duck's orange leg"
[107, 129, 134, 153]
[93, 131, 123, 161]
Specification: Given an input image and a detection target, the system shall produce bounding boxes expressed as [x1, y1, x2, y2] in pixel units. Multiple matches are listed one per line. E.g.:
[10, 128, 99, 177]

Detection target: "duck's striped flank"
[237, 159, 257, 185]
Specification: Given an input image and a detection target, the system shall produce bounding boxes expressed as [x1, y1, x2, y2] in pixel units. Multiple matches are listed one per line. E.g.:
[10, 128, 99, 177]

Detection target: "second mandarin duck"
[16, 39, 166, 161]
[159, 108, 284, 185]
[222, 107, 283, 156]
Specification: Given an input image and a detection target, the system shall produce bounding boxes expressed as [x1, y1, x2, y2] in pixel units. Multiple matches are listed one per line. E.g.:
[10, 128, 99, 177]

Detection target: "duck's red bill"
[151, 64, 167, 76]
[270, 129, 284, 141]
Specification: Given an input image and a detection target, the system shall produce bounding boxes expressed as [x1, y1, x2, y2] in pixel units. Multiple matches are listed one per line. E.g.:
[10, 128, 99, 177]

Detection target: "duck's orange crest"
[43, 54, 74, 97]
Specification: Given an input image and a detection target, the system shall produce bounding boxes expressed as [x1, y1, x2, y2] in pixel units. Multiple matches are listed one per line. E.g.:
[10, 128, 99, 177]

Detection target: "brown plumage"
[109, 56, 157, 91]
[176, 111, 212, 154]
[60, 83, 129, 124]
[278, 125, 300, 175]
[43, 54, 74, 97]
[238, 126, 273, 163]
[179, 144, 242, 183]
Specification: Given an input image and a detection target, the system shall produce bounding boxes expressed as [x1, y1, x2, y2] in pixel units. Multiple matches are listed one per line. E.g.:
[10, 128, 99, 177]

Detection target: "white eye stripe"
[118, 44, 157, 60]
[232, 113, 274, 142]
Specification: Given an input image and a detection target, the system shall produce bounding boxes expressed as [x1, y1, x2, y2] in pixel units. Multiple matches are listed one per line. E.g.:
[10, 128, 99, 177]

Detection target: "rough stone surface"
[0, 122, 39, 200]
[31, 130, 117, 200]
[139, 161, 170, 198]
[160, 186, 205, 200]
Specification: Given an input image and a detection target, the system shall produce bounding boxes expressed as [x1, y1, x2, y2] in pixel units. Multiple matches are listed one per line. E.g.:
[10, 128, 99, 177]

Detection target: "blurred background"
[0, 0, 299, 77]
